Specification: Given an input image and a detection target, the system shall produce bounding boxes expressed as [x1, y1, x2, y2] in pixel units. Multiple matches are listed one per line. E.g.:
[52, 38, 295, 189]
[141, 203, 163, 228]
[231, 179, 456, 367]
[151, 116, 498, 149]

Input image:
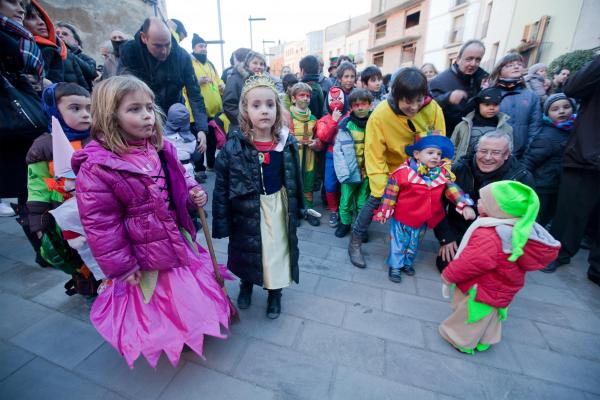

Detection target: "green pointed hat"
[479, 180, 540, 262]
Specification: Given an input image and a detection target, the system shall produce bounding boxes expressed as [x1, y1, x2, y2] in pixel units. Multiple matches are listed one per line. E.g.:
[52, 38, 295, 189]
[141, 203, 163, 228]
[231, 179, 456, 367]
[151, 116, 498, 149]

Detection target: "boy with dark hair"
[333, 89, 373, 237]
[299, 55, 325, 119]
[361, 65, 385, 109]
[348, 67, 446, 267]
[26, 82, 100, 295]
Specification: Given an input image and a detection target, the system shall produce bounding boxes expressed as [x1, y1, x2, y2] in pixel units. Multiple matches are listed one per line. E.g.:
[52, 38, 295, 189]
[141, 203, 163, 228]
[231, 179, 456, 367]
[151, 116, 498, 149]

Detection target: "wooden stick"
[198, 207, 224, 287]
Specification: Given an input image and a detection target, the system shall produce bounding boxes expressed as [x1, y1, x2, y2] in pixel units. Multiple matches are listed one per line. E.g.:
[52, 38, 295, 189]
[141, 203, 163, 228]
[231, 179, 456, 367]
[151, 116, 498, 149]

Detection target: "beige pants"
[439, 288, 502, 350]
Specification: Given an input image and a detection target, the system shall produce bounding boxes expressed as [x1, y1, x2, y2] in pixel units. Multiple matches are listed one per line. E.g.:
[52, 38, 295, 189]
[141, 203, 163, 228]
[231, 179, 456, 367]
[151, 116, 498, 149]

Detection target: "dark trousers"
[352, 195, 381, 235]
[550, 168, 600, 280]
[196, 123, 217, 172]
[537, 192, 558, 227]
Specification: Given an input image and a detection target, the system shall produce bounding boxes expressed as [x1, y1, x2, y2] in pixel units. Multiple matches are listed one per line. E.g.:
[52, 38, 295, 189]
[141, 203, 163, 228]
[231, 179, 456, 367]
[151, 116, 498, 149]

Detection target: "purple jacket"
[72, 139, 200, 280]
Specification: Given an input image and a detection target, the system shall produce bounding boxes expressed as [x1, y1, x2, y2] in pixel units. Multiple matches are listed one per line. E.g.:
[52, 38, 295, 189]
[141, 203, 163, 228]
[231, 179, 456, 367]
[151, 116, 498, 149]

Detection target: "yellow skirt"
[260, 188, 292, 289]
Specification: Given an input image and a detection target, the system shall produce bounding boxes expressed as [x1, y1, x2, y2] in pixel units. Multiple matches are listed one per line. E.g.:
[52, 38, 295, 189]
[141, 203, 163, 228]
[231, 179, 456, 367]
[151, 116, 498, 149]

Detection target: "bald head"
[140, 17, 172, 61]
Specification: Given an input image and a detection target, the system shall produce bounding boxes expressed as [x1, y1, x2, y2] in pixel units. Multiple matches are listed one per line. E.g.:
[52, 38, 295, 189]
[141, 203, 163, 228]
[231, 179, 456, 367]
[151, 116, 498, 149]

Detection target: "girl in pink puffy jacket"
[73, 76, 232, 368]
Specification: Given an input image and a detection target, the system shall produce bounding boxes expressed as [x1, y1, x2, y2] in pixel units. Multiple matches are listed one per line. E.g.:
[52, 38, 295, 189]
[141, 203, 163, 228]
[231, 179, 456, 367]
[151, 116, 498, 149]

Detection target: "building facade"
[39, 0, 168, 63]
[367, 0, 430, 74]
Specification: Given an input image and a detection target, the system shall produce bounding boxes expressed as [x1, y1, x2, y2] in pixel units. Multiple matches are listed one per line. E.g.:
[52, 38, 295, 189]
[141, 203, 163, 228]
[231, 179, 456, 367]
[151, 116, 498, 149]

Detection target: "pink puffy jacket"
[72, 139, 200, 281]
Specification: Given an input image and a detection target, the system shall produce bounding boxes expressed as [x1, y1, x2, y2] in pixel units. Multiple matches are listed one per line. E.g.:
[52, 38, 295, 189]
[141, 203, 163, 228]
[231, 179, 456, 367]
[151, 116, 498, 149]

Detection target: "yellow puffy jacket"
[184, 56, 224, 120]
[365, 99, 446, 197]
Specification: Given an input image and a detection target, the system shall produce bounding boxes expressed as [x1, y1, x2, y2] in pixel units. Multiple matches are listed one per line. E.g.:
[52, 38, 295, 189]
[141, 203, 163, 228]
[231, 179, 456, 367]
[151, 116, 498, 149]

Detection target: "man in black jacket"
[118, 17, 207, 150]
[434, 131, 534, 271]
[544, 55, 600, 285]
[430, 40, 488, 136]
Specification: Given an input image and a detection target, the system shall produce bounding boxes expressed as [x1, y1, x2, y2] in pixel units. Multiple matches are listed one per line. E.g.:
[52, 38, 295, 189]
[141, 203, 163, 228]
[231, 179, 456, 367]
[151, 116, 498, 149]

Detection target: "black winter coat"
[434, 155, 534, 245]
[69, 46, 97, 90]
[429, 64, 488, 136]
[562, 55, 600, 171]
[40, 43, 92, 91]
[521, 121, 569, 192]
[118, 30, 208, 132]
[212, 129, 304, 286]
[0, 27, 42, 201]
[222, 64, 250, 127]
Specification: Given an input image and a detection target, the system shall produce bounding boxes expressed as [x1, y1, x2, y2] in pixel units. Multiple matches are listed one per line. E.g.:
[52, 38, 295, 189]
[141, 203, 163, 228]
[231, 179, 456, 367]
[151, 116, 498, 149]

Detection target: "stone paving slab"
[0, 357, 126, 400]
[10, 313, 104, 369]
[1, 174, 599, 400]
[159, 363, 275, 400]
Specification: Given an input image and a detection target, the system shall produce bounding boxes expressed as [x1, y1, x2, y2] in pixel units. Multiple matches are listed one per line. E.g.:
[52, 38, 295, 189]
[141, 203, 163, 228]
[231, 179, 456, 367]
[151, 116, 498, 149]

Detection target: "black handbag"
[0, 73, 46, 140]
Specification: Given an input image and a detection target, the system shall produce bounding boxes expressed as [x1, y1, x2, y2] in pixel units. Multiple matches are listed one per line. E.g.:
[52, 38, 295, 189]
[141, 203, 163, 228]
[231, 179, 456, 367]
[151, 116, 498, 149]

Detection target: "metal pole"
[217, 0, 225, 71]
[249, 16, 253, 50]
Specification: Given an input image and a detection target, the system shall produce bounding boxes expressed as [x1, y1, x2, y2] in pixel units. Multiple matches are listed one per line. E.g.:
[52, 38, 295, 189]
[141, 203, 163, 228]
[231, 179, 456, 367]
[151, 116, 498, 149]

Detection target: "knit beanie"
[543, 93, 576, 116]
[528, 63, 546, 76]
[479, 181, 540, 261]
[192, 33, 206, 48]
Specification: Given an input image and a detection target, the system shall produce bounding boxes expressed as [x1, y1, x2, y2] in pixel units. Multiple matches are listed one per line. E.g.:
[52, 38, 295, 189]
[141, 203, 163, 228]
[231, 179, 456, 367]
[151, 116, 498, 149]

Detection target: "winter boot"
[348, 232, 366, 268]
[237, 281, 253, 309]
[266, 289, 282, 319]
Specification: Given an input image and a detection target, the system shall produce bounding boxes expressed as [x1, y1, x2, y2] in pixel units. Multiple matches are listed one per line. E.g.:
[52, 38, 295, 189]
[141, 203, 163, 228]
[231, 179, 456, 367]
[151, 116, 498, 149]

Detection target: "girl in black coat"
[522, 93, 577, 226]
[213, 74, 304, 319]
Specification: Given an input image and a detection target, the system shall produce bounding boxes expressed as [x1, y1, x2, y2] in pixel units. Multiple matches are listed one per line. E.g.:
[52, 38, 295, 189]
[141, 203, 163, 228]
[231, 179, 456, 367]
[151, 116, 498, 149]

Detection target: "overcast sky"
[167, 0, 371, 71]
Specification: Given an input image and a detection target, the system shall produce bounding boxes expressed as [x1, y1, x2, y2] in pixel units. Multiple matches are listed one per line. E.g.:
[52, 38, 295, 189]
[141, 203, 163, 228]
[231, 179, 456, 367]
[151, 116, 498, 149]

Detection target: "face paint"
[352, 100, 370, 118]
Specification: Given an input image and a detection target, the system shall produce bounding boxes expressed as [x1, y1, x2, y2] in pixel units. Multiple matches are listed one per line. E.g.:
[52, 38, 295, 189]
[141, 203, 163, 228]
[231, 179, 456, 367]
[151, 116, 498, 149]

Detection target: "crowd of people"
[1, 0, 598, 368]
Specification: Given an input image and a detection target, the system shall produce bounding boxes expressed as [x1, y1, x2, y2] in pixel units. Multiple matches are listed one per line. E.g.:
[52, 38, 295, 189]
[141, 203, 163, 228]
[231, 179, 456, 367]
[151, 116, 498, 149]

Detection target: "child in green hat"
[439, 180, 561, 354]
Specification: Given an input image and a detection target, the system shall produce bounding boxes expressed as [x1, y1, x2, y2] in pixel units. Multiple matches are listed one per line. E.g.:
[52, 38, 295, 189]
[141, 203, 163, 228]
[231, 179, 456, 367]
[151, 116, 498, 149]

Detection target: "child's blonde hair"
[91, 76, 164, 154]
[238, 75, 284, 143]
[290, 82, 312, 98]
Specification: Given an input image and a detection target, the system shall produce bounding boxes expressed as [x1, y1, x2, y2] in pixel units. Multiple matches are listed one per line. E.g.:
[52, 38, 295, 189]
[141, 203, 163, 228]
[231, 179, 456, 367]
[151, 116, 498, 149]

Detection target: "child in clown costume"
[288, 82, 321, 226]
[440, 181, 560, 354]
[315, 87, 349, 228]
[375, 133, 476, 283]
[333, 89, 373, 238]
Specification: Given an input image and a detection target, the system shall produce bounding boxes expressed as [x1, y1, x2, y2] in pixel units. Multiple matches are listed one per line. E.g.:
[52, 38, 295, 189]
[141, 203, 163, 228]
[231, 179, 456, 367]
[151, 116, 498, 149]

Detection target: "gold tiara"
[241, 74, 277, 96]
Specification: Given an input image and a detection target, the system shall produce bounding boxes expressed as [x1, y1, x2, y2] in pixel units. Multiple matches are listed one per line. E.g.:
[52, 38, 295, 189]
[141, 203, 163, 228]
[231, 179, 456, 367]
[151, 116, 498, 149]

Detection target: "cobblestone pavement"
[0, 173, 599, 400]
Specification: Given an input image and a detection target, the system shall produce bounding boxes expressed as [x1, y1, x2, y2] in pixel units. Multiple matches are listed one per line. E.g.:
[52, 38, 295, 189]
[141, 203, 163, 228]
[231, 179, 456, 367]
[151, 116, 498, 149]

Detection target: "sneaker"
[306, 214, 321, 226]
[402, 266, 415, 276]
[0, 202, 15, 217]
[328, 212, 339, 228]
[335, 223, 351, 238]
[388, 267, 402, 283]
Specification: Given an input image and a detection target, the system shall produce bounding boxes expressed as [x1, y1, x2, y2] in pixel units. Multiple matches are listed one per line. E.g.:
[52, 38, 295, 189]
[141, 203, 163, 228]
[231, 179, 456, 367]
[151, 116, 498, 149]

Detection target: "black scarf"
[193, 52, 207, 64]
[348, 113, 370, 129]
[495, 77, 525, 91]
[472, 110, 498, 127]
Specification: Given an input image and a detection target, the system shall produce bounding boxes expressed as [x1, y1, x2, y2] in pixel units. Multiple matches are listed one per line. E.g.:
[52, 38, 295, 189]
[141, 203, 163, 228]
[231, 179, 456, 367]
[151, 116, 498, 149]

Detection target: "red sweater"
[442, 226, 560, 308]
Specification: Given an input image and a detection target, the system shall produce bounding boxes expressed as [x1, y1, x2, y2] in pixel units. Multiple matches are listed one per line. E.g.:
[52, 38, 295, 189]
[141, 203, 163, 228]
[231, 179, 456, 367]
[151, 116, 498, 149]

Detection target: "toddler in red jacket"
[440, 180, 560, 354]
[375, 133, 475, 283]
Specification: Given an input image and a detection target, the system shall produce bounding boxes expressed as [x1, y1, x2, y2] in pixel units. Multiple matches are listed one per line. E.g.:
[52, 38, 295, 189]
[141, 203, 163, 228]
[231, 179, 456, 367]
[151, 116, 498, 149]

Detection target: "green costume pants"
[339, 179, 370, 225]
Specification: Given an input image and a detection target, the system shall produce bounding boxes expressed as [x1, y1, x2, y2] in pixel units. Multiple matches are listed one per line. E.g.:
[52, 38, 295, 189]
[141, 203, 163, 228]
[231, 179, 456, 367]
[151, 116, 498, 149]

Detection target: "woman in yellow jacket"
[184, 34, 225, 180]
[348, 68, 445, 268]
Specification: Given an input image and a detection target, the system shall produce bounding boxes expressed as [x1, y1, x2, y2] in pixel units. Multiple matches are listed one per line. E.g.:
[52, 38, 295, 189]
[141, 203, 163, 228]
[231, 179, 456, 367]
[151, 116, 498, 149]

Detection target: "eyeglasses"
[477, 149, 506, 158]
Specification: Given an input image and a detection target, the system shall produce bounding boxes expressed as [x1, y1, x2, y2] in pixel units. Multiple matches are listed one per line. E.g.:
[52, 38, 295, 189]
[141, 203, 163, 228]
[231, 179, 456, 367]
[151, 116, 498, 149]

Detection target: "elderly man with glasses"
[433, 131, 534, 272]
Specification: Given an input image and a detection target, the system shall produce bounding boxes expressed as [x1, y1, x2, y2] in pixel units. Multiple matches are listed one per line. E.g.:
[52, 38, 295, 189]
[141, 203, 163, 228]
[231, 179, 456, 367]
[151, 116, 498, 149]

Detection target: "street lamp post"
[262, 39, 276, 60]
[248, 16, 266, 50]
